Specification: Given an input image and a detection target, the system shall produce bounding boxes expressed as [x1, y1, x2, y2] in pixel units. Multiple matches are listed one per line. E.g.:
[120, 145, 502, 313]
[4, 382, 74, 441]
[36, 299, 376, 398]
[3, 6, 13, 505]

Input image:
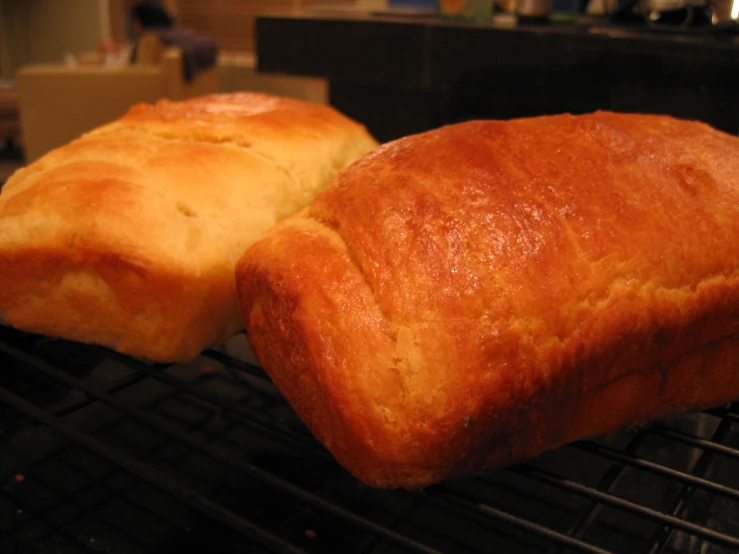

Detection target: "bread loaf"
[0, 93, 377, 362]
[236, 111, 739, 489]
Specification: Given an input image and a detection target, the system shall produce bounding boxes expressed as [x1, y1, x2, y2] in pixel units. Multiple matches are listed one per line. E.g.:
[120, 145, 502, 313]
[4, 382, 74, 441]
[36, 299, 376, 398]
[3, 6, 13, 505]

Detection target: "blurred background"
[0, 0, 737, 171]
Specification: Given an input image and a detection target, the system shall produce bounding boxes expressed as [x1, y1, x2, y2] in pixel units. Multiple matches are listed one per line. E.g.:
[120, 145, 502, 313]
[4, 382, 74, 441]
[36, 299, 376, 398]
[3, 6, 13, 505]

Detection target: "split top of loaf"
[237, 111, 739, 488]
[0, 92, 378, 362]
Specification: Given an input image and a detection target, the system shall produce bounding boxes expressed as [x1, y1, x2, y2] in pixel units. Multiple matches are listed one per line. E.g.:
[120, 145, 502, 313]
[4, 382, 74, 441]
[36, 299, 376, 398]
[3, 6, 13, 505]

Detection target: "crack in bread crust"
[92, 127, 304, 200]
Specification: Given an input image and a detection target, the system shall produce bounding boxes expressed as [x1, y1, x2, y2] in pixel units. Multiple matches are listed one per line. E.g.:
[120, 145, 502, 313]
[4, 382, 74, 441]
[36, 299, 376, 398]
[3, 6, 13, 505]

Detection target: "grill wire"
[2, 325, 739, 554]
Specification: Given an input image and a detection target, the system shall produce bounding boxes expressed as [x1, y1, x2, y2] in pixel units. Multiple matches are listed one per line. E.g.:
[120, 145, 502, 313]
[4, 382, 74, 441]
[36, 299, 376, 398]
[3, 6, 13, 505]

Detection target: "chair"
[17, 33, 218, 162]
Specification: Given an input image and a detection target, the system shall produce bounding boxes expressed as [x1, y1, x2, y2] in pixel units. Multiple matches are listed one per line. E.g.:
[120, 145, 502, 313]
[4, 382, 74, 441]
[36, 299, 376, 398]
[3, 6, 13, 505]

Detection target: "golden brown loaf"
[0, 93, 377, 362]
[236, 111, 739, 489]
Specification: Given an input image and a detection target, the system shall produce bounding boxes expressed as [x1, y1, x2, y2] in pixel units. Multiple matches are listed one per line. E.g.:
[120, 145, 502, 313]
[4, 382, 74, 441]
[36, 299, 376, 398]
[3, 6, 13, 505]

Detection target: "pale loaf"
[0, 93, 377, 362]
[236, 111, 739, 488]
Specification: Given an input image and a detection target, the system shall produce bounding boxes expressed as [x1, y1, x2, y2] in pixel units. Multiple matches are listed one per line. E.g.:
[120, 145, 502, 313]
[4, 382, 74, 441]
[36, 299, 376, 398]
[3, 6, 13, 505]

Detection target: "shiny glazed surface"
[238, 112, 739, 488]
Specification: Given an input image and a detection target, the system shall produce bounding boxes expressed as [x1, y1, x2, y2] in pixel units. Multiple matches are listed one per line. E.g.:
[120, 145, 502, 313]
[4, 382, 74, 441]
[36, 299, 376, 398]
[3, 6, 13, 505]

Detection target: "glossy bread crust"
[237, 112, 739, 488]
[0, 92, 378, 361]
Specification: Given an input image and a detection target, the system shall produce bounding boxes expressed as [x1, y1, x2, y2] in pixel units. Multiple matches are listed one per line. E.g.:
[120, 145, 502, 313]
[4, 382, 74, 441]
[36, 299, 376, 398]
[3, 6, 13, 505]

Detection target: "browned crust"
[236, 112, 739, 488]
[0, 93, 378, 362]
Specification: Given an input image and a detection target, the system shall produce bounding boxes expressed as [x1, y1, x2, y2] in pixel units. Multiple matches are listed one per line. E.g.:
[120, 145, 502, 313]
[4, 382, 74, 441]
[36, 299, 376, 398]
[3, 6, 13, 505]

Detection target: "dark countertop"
[256, 10, 739, 142]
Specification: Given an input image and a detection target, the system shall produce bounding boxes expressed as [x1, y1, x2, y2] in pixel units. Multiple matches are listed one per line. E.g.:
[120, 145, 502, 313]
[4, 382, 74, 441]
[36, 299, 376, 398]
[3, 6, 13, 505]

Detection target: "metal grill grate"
[2, 324, 739, 554]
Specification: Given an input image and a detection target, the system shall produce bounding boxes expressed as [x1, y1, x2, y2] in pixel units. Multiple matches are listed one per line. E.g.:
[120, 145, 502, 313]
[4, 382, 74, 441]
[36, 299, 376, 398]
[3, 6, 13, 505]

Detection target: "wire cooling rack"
[2, 324, 739, 554]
